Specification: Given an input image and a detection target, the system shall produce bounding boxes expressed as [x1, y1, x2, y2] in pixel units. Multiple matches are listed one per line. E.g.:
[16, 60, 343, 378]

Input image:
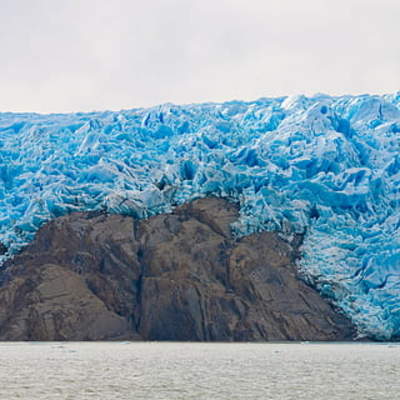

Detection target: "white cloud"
[0, 0, 399, 113]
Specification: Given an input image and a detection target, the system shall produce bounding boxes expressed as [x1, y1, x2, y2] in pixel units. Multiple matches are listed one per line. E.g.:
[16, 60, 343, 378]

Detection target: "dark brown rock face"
[0, 198, 355, 341]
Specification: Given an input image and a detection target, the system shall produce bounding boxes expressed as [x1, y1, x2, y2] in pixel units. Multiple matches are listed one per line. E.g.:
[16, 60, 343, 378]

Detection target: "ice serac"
[0, 93, 399, 339]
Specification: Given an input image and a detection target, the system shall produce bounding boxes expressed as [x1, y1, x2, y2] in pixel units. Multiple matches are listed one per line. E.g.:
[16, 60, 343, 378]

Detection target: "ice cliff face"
[0, 93, 399, 339]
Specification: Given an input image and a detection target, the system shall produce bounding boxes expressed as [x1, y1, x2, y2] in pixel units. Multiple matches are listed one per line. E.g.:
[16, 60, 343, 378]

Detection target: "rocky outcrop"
[0, 198, 355, 341]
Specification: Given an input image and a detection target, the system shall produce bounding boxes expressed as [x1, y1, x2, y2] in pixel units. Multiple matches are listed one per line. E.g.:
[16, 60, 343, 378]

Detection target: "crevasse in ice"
[0, 93, 399, 339]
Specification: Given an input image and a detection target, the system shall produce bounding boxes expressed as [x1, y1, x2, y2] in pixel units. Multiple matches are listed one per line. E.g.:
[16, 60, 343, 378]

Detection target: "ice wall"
[0, 93, 399, 339]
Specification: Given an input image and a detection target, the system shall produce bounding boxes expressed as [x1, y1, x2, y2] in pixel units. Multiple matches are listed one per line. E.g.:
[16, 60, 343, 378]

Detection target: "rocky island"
[0, 198, 354, 341]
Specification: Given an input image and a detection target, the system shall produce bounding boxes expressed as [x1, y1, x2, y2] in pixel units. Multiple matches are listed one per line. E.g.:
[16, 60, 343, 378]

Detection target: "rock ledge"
[0, 198, 354, 341]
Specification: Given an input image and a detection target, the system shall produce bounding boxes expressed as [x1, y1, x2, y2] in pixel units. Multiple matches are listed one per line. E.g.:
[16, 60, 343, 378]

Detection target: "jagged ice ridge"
[0, 93, 399, 339]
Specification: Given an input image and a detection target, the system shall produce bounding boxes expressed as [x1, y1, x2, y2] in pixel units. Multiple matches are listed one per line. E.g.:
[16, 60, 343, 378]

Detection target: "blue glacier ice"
[0, 93, 399, 339]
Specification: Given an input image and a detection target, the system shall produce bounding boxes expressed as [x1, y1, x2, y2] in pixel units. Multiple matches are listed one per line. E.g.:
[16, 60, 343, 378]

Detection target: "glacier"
[0, 93, 399, 339]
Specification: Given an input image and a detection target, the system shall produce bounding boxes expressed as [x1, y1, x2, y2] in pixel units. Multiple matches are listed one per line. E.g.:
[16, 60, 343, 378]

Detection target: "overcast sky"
[1, 0, 399, 113]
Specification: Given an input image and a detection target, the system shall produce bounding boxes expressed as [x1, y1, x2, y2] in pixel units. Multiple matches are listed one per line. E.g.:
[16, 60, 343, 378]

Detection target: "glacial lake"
[0, 342, 398, 399]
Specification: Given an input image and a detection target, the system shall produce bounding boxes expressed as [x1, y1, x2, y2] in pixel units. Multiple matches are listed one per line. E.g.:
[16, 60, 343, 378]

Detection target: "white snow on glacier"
[0, 93, 399, 339]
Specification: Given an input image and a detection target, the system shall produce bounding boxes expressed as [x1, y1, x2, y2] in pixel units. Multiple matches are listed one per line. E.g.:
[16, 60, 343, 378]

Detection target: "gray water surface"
[0, 342, 398, 399]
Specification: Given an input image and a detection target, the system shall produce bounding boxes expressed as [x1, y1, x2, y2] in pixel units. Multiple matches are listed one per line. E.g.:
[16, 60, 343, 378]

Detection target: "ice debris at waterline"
[0, 93, 399, 339]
